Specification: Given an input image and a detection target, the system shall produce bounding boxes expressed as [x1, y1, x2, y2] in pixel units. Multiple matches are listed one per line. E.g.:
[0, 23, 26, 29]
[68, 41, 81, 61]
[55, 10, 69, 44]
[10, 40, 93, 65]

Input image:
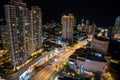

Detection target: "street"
[30, 39, 88, 80]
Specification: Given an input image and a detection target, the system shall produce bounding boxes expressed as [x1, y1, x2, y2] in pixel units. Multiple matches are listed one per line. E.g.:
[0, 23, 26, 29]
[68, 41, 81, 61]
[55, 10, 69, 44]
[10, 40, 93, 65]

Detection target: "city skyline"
[0, 0, 120, 80]
[0, 0, 120, 27]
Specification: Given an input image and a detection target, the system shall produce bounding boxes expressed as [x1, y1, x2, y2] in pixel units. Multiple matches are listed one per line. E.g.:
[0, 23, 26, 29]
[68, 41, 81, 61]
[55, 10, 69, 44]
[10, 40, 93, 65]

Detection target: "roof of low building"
[69, 48, 106, 62]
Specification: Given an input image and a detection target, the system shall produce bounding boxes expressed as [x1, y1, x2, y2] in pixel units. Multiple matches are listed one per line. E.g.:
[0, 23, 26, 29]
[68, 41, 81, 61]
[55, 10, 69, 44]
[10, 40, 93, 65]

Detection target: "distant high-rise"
[0, 30, 3, 50]
[115, 16, 120, 34]
[30, 6, 42, 53]
[108, 27, 114, 38]
[86, 20, 89, 27]
[104, 29, 108, 37]
[115, 16, 120, 27]
[113, 16, 120, 38]
[3, 0, 30, 69]
[0, 20, 5, 50]
[85, 20, 90, 33]
[62, 14, 75, 41]
[81, 19, 85, 30]
[81, 19, 84, 25]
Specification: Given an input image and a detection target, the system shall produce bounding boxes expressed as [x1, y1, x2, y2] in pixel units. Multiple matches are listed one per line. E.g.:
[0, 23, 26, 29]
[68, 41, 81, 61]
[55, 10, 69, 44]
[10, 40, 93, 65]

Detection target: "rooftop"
[94, 36, 109, 41]
[69, 48, 106, 62]
[58, 73, 92, 80]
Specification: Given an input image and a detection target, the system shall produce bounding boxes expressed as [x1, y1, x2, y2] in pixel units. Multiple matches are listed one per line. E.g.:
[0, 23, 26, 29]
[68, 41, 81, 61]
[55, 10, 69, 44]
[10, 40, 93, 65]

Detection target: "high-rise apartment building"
[30, 6, 42, 53]
[85, 20, 90, 33]
[0, 30, 3, 50]
[113, 16, 120, 38]
[86, 20, 89, 27]
[108, 27, 114, 38]
[62, 14, 75, 41]
[3, 0, 30, 69]
[114, 16, 120, 34]
[115, 16, 120, 27]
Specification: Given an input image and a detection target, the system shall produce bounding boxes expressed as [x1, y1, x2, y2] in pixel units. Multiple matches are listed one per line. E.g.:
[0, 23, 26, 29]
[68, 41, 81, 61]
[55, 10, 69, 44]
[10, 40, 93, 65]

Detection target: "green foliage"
[63, 61, 71, 72]
[36, 53, 42, 57]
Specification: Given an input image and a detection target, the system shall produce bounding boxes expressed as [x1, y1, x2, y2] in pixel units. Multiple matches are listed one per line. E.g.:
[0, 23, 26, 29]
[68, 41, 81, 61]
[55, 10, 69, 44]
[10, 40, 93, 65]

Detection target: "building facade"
[69, 59, 107, 72]
[91, 38, 109, 54]
[4, 0, 30, 69]
[115, 16, 120, 33]
[0, 26, 3, 50]
[108, 27, 114, 38]
[30, 6, 42, 54]
[68, 48, 107, 72]
[113, 16, 120, 38]
[86, 25, 96, 35]
[62, 14, 75, 41]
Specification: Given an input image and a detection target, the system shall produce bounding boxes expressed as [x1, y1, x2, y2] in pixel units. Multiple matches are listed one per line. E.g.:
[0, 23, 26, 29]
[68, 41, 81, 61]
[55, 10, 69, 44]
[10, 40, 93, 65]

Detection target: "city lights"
[0, 0, 120, 80]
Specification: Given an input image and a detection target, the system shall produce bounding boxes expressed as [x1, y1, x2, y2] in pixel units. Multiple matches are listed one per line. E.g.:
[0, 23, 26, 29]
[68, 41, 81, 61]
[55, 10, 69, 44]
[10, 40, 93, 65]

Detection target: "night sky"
[0, 0, 120, 27]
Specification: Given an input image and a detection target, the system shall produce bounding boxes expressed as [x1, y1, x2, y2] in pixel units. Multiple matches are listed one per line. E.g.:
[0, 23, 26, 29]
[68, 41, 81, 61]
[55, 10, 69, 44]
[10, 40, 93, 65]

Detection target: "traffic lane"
[31, 60, 57, 80]
[31, 39, 88, 80]
[31, 51, 67, 80]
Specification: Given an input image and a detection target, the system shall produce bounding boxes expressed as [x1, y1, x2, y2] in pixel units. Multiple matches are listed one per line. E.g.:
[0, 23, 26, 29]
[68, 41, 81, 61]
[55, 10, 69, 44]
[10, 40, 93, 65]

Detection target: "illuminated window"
[12, 23, 15, 26]
[20, 47, 23, 50]
[16, 51, 18, 53]
[16, 29, 20, 34]
[34, 21, 36, 23]
[86, 59, 90, 62]
[95, 53, 102, 57]
[33, 11, 36, 13]
[25, 23, 29, 26]
[16, 17, 18, 21]
[19, 6, 22, 10]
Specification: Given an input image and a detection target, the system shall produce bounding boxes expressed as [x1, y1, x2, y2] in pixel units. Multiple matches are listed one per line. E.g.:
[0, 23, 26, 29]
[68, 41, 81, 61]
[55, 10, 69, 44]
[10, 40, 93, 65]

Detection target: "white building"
[68, 48, 107, 72]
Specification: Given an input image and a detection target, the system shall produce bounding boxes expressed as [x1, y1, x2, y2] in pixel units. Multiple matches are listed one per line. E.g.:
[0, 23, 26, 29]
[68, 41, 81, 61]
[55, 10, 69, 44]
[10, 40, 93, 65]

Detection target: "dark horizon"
[0, 0, 120, 27]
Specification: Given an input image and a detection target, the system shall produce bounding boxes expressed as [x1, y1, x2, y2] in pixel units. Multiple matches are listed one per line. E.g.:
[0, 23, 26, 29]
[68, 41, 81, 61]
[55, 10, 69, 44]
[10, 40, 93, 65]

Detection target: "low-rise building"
[68, 48, 107, 73]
